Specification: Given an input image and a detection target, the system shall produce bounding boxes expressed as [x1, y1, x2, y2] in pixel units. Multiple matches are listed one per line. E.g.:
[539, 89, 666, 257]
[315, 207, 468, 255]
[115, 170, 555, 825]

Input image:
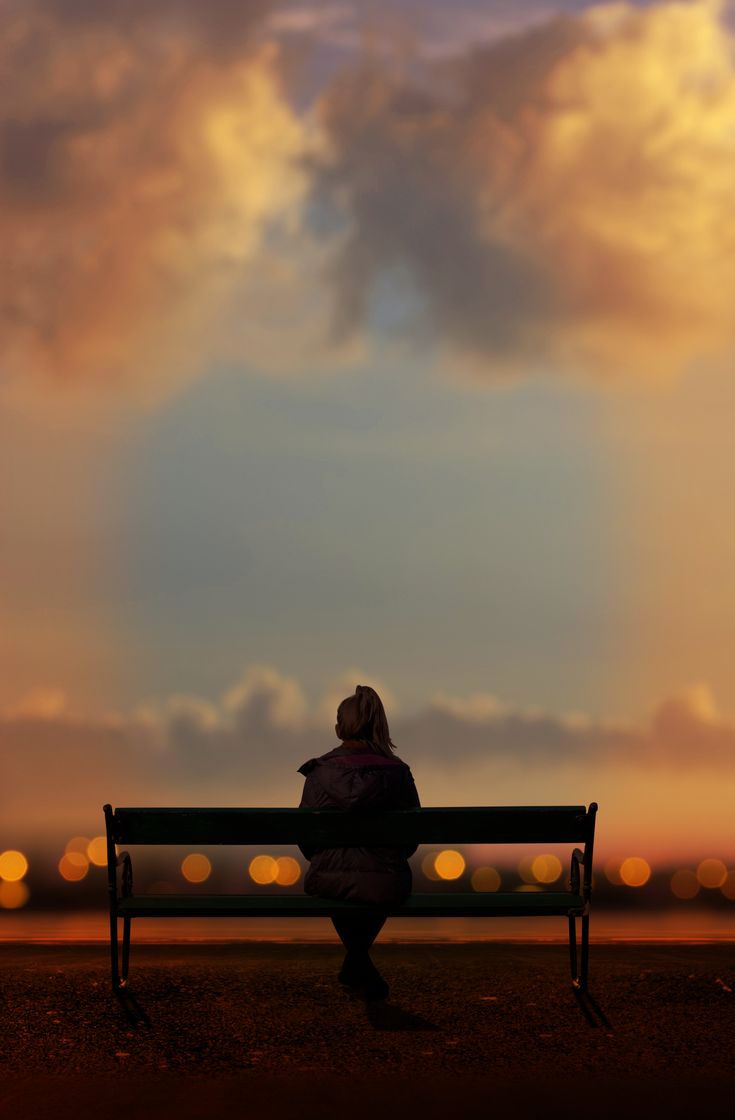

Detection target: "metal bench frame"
[104, 802, 598, 993]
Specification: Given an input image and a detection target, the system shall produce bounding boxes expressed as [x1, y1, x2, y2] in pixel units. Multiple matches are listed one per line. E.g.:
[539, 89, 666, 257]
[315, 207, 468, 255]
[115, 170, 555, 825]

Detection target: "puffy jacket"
[297, 741, 421, 906]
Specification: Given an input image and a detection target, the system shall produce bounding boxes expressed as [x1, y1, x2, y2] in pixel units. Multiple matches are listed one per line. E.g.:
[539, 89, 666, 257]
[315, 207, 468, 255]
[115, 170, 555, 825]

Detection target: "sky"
[2, 0, 735, 868]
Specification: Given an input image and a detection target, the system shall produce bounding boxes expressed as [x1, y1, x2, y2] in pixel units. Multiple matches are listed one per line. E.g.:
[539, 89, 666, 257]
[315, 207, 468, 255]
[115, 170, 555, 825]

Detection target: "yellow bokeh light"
[0, 849, 29, 882]
[65, 835, 90, 855]
[670, 869, 699, 900]
[421, 853, 441, 881]
[434, 850, 466, 880]
[59, 852, 89, 882]
[531, 854, 562, 884]
[619, 857, 651, 887]
[87, 836, 108, 867]
[181, 853, 211, 884]
[249, 854, 278, 885]
[0, 880, 30, 909]
[471, 867, 501, 893]
[720, 871, 735, 901]
[696, 858, 727, 889]
[274, 857, 301, 887]
[517, 855, 537, 884]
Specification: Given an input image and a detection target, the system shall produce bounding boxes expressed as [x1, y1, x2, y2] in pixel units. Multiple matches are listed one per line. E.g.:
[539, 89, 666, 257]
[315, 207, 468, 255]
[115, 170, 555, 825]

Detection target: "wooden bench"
[103, 802, 598, 993]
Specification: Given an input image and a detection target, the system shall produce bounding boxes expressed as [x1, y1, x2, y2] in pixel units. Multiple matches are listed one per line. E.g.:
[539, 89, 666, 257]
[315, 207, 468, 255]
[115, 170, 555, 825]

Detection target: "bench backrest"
[105, 805, 596, 846]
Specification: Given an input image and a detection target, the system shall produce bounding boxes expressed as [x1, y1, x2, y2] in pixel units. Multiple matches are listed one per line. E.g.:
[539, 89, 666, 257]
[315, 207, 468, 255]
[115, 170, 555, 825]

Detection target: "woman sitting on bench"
[297, 684, 421, 1000]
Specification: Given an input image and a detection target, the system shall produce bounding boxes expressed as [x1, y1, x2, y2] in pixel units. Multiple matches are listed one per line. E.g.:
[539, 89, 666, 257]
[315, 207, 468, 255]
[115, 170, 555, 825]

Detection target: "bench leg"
[121, 917, 131, 988]
[109, 910, 120, 991]
[568, 912, 590, 992]
[109, 914, 132, 991]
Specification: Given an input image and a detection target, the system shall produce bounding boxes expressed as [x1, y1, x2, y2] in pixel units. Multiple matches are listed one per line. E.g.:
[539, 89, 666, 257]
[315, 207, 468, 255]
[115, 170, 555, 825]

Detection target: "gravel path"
[1, 943, 734, 1117]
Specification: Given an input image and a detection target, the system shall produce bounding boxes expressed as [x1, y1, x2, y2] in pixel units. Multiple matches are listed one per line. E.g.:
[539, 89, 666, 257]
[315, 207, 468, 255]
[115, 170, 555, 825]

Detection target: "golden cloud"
[317, 0, 735, 381]
[0, 0, 307, 401]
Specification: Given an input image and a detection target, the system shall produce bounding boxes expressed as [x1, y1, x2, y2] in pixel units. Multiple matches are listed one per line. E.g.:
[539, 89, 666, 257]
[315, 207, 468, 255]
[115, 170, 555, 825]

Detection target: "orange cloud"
[0, 0, 307, 402]
[2, 668, 735, 856]
[316, 0, 735, 381]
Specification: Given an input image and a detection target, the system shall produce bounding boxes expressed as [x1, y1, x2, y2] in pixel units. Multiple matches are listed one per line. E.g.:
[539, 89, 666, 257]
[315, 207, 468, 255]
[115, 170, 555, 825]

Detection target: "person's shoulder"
[297, 746, 343, 776]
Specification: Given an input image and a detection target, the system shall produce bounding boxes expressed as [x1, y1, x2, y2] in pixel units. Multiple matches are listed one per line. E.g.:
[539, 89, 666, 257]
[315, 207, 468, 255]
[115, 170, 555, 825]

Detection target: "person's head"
[335, 684, 396, 757]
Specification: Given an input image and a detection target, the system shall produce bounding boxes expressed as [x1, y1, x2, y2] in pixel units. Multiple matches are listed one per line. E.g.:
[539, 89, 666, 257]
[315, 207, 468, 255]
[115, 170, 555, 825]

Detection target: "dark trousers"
[331, 912, 386, 957]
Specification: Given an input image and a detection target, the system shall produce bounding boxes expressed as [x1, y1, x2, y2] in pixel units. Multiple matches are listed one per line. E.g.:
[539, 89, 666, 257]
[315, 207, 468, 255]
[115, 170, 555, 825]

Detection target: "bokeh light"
[0, 850, 29, 882]
[65, 836, 90, 855]
[87, 836, 107, 867]
[531, 854, 562, 884]
[0, 880, 30, 909]
[181, 854, 211, 883]
[471, 867, 501, 893]
[249, 854, 278, 885]
[604, 859, 624, 886]
[59, 852, 89, 881]
[517, 855, 537, 884]
[619, 857, 651, 887]
[421, 853, 441, 881]
[670, 869, 699, 900]
[696, 859, 727, 889]
[434, 850, 466, 880]
[721, 871, 735, 900]
[274, 857, 301, 887]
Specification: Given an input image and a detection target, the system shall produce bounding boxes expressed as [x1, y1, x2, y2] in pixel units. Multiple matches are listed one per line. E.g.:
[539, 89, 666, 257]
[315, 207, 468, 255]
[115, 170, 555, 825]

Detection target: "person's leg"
[332, 912, 385, 955]
[331, 912, 389, 998]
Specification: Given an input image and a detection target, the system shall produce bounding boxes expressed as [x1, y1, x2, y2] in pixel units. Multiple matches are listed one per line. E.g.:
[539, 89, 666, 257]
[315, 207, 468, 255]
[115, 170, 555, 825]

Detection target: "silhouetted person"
[297, 685, 420, 1000]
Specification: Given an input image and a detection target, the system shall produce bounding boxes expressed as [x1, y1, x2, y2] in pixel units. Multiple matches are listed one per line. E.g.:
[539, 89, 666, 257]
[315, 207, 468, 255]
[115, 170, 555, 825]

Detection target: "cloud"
[315, 0, 735, 381]
[2, 668, 735, 847]
[0, 0, 310, 403]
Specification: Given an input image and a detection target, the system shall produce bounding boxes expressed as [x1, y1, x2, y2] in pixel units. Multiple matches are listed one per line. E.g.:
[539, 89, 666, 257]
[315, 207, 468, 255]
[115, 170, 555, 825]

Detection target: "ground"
[1, 942, 734, 1117]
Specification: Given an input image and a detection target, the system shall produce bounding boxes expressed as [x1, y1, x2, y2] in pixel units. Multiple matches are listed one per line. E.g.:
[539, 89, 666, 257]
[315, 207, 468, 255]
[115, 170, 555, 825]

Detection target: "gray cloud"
[2, 670, 733, 844]
[313, 1, 735, 381]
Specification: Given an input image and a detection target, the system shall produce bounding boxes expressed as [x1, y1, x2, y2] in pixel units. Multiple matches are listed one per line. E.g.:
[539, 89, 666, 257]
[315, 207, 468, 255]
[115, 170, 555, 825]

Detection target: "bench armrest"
[569, 847, 585, 896]
[114, 850, 133, 899]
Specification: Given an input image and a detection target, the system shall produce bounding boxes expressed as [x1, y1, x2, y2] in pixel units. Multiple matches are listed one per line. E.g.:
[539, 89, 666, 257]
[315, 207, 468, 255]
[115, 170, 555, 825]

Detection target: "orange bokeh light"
[421, 853, 441, 881]
[721, 871, 735, 900]
[274, 857, 301, 886]
[434, 850, 465, 880]
[59, 852, 89, 882]
[531, 854, 562, 884]
[0, 880, 30, 909]
[696, 859, 727, 889]
[471, 867, 501, 893]
[87, 836, 108, 867]
[249, 855, 278, 885]
[619, 857, 651, 888]
[0, 849, 29, 882]
[604, 859, 624, 886]
[517, 855, 537, 884]
[670, 869, 699, 900]
[181, 854, 211, 883]
[65, 836, 90, 855]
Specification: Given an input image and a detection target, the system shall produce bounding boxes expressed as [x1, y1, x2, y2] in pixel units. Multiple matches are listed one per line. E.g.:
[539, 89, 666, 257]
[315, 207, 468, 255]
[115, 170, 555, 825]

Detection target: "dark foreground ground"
[1, 942, 734, 1118]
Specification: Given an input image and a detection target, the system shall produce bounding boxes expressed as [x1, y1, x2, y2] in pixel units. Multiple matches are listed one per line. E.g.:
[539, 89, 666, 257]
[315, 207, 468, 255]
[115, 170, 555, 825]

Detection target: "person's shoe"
[360, 958, 389, 1001]
[338, 952, 367, 988]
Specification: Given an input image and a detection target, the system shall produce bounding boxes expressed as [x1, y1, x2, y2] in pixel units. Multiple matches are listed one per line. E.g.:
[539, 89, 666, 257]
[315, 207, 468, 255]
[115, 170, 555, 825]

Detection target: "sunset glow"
[3, 0, 735, 917]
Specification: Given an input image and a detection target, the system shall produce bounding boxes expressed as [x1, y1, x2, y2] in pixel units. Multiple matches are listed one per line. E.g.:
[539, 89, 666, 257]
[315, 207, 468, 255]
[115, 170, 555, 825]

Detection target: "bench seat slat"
[117, 892, 585, 918]
[112, 806, 592, 845]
